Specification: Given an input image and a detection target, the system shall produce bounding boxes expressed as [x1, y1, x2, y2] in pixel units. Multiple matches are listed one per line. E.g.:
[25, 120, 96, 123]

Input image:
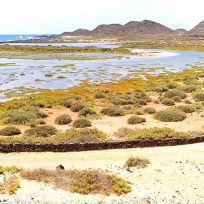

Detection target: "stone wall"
[0, 136, 204, 153]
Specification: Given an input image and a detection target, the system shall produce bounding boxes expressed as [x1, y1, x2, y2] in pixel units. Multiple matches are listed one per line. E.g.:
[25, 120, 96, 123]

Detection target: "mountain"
[61, 29, 91, 36]
[61, 20, 175, 38]
[175, 29, 187, 35]
[189, 21, 204, 36]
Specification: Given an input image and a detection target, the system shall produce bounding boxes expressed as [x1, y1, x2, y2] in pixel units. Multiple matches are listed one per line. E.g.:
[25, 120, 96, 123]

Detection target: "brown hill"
[189, 21, 204, 36]
[61, 20, 175, 38]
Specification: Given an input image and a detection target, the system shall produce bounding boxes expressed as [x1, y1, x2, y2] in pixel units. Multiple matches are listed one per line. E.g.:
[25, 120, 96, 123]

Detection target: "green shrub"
[162, 98, 175, 106]
[152, 86, 168, 93]
[173, 96, 182, 102]
[70, 103, 86, 112]
[101, 107, 124, 116]
[134, 92, 151, 102]
[124, 156, 150, 168]
[21, 169, 131, 195]
[135, 99, 147, 106]
[164, 90, 186, 99]
[177, 105, 195, 113]
[55, 114, 72, 125]
[114, 128, 135, 139]
[179, 85, 198, 93]
[25, 125, 57, 137]
[134, 108, 144, 115]
[73, 119, 92, 128]
[128, 116, 146, 124]
[129, 127, 188, 140]
[110, 97, 127, 105]
[167, 82, 178, 89]
[57, 128, 106, 142]
[37, 119, 46, 125]
[144, 107, 156, 114]
[193, 92, 204, 101]
[95, 93, 106, 99]
[35, 111, 48, 119]
[0, 127, 21, 136]
[59, 99, 73, 108]
[154, 108, 186, 122]
[79, 108, 96, 117]
[3, 112, 37, 125]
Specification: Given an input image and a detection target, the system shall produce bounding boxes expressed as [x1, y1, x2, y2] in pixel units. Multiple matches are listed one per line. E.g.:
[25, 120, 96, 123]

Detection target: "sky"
[0, 0, 203, 34]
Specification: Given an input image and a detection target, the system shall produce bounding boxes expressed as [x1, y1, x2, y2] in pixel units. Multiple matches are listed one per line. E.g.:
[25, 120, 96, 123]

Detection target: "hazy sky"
[0, 0, 203, 34]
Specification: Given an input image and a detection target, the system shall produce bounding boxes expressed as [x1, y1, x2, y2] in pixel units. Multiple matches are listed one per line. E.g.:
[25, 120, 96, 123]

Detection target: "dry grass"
[124, 156, 150, 168]
[0, 176, 20, 195]
[20, 169, 131, 195]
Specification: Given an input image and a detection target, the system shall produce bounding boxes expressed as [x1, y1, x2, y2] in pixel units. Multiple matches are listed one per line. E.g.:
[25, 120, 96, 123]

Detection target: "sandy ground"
[1, 102, 204, 137]
[130, 49, 178, 58]
[0, 143, 204, 203]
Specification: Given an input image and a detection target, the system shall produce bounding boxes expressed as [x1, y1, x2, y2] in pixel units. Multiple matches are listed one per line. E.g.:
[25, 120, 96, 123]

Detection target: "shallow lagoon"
[0, 43, 204, 101]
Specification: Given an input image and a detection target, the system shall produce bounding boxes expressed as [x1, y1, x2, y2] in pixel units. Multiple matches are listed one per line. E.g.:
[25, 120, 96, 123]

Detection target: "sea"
[0, 34, 49, 42]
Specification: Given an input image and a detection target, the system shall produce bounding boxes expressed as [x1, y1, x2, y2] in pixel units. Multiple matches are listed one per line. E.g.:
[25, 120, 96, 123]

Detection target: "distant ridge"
[189, 21, 204, 36]
[61, 20, 175, 38]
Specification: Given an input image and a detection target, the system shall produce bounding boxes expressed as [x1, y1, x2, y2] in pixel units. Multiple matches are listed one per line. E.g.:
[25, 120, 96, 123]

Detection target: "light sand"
[0, 143, 204, 203]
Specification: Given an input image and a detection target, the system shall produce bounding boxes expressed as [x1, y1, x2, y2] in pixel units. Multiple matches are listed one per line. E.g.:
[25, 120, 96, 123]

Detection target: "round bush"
[4, 112, 36, 125]
[59, 128, 107, 142]
[155, 108, 186, 122]
[162, 98, 175, 106]
[193, 92, 204, 101]
[164, 90, 186, 99]
[0, 126, 21, 136]
[110, 97, 127, 105]
[135, 99, 147, 106]
[79, 108, 96, 117]
[59, 99, 73, 108]
[128, 116, 146, 125]
[55, 114, 72, 125]
[73, 119, 92, 128]
[101, 107, 124, 117]
[70, 103, 86, 112]
[144, 107, 156, 114]
[25, 125, 57, 137]
[176, 105, 195, 113]
[179, 85, 198, 93]
[167, 82, 178, 89]
[35, 111, 48, 119]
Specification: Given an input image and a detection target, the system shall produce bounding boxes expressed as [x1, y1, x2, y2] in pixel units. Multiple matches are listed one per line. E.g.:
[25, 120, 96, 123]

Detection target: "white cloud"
[0, 0, 203, 33]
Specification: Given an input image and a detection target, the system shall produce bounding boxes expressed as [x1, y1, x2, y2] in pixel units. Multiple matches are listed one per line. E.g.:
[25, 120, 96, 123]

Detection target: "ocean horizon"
[0, 34, 50, 42]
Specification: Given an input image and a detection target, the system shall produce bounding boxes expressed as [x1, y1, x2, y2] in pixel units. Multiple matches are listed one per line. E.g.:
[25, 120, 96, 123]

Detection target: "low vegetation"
[0, 176, 20, 195]
[25, 125, 57, 137]
[154, 108, 187, 122]
[57, 128, 107, 142]
[124, 156, 150, 168]
[144, 107, 156, 114]
[0, 126, 21, 136]
[114, 127, 188, 140]
[55, 114, 72, 125]
[20, 169, 131, 195]
[101, 107, 124, 116]
[72, 118, 92, 128]
[128, 115, 146, 124]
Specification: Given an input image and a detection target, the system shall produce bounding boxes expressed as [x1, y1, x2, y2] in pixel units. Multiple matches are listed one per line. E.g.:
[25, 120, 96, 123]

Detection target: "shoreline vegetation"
[0, 44, 131, 54]
[0, 65, 204, 144]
